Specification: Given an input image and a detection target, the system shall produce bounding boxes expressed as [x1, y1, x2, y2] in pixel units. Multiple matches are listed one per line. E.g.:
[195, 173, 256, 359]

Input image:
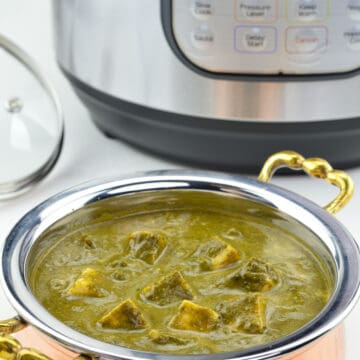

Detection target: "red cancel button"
[286, 26, 328, 54]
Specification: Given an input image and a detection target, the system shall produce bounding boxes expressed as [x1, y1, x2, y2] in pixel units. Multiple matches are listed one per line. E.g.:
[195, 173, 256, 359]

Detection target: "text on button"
[191, 25, 215, 50]
[240, 4, 271, 17]
[286, 0, 328, 22]
[235, 26, 277, 53]
[235, 0, 277, 22]
[286, 26, 328, 54]
[344, 27, 360, 50]
[192, 0, 214, 18]
[298, 2, 318, 18]
[245, 32, 267, 49]
[348, 1, 360, 21]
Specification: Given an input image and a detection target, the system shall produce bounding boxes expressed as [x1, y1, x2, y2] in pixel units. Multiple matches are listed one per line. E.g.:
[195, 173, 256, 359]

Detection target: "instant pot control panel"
[166, 0, 360, 75]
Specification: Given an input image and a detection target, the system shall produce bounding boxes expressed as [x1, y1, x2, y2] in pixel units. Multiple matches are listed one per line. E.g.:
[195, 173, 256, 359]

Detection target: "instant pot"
[53, 0, 360, 170]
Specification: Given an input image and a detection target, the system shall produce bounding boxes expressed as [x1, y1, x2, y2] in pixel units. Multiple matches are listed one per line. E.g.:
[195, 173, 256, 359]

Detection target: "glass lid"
[0, 34, 64, 199]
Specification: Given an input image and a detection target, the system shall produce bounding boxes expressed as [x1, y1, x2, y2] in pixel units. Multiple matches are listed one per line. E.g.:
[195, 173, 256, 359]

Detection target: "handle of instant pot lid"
[0, 317, 93, 360]
[258, 150, 354, 214]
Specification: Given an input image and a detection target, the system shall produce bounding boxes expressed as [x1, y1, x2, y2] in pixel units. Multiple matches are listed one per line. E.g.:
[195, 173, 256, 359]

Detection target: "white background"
[0, 0, 359, 358]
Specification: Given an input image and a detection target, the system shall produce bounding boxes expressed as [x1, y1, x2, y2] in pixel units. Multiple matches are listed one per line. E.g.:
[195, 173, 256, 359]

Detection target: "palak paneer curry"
[29, 205, 333, 354]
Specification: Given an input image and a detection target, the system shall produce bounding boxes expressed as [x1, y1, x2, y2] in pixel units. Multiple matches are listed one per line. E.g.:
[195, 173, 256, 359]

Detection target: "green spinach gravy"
[29, 207, 333, 354]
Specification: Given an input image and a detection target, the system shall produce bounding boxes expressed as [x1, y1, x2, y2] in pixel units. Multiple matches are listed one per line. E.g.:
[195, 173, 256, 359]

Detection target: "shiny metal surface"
[8, 324, 348, 360]
[0, 316, 26, 335]
[1, 170, 360, 360]
[257, 150, 355, 214]
[172, 0, 360, 75]
[53, 0, 360, 122]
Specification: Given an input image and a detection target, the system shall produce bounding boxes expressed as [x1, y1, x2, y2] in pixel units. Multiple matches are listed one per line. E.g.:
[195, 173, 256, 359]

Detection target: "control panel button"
[286, 27, 328, 54]
[287, 0, 328, 22]
[347, 1, 360, 21]
[191, 0, 214, 20]
[235, 26, 277, 53]
[235, 0, 278, 23]
[344, 26, 360, 50]
[191, 25, 215, 50]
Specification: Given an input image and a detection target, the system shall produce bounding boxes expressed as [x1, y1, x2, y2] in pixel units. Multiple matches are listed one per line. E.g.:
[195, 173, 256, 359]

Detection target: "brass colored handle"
[0, 317, 27, 336]
[0, 335, 52, 359]
[0, 335, 21, 360]
[258, 150, 354, 214]
[16, 348, 52, 360]
[0, 317, 50, 360]
[0, 317, 94, 360]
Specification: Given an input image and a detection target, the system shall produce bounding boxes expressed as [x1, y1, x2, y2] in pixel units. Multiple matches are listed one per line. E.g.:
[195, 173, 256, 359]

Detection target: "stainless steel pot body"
[53, 0, 360, 123]
[1, 169, 359, 360]
[52, 1, 360, 170]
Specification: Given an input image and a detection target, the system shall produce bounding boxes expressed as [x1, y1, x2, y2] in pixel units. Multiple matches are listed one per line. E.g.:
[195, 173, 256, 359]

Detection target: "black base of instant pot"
[66, 71, 360, 172]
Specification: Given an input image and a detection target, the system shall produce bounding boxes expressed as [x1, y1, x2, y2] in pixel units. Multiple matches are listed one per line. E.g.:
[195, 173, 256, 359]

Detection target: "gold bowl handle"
[258, 150, 354, 214]
[0, 317, 92, 360]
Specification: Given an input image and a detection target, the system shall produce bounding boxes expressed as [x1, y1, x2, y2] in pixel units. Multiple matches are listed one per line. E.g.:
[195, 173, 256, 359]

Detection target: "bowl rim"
[1, 169, 360, 360]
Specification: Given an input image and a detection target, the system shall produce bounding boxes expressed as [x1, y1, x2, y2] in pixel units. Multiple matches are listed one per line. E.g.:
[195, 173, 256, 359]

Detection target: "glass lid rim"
[0, 33, 64, 199]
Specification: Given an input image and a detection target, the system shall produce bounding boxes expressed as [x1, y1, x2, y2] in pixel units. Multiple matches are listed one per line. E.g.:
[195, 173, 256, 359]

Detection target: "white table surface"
[0, 0, 359, 358]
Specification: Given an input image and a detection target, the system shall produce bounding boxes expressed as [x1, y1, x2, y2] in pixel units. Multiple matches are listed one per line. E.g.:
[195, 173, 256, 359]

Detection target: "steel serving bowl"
[0, 151, 359, 360]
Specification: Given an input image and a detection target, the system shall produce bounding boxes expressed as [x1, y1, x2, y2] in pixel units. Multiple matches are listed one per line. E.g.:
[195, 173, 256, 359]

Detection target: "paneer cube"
[141, 271, 193, 306]
[67, 268, 105, 297]
[148, 330, 188, 345]
[197, 239, 240, 270]
[216, 294, 266, 334]
[169, 300, 219, 332]
[99, 299, 148, 330]
[128, 230, 166, 264]
[227, 258, 278, 292]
